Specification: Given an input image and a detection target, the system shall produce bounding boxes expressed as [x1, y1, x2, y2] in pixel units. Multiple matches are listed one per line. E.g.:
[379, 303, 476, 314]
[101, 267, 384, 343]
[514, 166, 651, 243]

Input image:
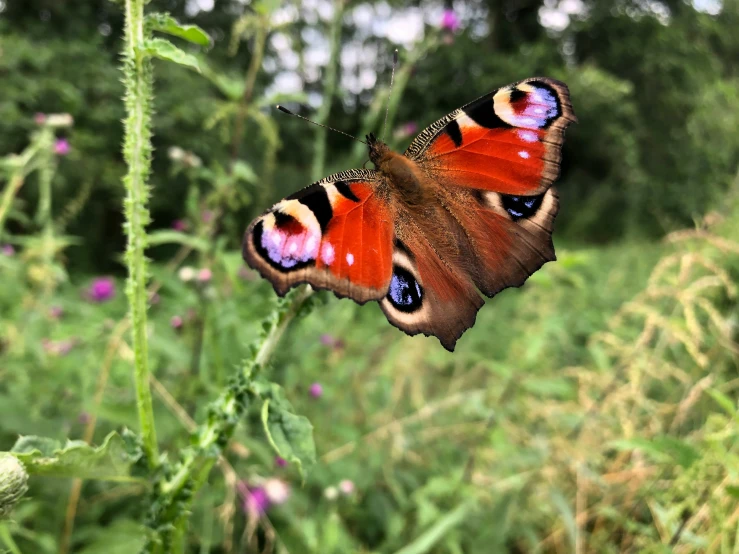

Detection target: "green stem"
[311, 0, 345, 182]
[122, 0, 158, 468]
[0, 523, 22, 554]
[146, 286, 314, 551]
[229, 17, 268, 163]
[0, 138, 44, 241]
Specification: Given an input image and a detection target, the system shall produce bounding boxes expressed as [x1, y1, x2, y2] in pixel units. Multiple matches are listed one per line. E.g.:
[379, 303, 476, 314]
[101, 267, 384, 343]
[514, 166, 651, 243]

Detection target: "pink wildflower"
[54, 138, 70, 156]
[441, 9, 460, 32]
[87, 277, 115, 303]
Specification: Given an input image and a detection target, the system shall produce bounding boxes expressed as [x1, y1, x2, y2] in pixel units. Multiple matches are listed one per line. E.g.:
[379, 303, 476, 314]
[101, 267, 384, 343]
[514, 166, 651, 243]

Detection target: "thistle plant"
[0, 454, 28, 519]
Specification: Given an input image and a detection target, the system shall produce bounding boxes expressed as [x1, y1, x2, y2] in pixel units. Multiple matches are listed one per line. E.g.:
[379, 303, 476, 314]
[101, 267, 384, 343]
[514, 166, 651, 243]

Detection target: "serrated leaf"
[146, 13, 211, 46]
[609, 436, 701, 469]
[143, 38, 200, 72]
[75, 519, 149, 554]
[9, 432, 142, 481]
[261, 399, 316, 480]
[147, 230, 209, 251]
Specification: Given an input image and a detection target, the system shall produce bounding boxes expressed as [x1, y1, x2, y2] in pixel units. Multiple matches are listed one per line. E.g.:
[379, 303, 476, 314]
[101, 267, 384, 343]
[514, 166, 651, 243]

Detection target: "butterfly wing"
[377, 77, 574, 350]
[405, 77, 576, 196]
[242, 169, 394, 303]
[375, 186, 559, 352]
[379, 224, 484, 353]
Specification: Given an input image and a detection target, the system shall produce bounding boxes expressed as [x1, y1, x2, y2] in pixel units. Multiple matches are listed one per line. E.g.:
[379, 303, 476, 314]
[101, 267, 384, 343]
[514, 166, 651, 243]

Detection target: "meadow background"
[1, 0, 739, 552]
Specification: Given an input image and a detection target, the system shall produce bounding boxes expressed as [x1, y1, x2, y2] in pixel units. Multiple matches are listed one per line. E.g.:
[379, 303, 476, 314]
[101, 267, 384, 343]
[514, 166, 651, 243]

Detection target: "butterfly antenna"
[276, 105, 367, 145]
[380, 49, 399, 141]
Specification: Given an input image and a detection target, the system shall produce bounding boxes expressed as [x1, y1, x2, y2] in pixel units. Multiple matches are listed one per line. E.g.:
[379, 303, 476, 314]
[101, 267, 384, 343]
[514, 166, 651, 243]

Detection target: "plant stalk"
[122, 0, 158, 468]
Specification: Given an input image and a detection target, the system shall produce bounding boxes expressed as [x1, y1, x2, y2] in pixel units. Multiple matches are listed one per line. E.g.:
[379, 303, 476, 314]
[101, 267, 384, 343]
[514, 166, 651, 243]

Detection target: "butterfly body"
[243, 77, 576, 351]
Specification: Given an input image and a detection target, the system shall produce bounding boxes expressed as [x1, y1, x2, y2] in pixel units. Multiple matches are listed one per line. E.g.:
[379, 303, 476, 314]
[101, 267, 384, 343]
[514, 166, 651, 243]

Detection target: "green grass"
[2, 212, 738, 552]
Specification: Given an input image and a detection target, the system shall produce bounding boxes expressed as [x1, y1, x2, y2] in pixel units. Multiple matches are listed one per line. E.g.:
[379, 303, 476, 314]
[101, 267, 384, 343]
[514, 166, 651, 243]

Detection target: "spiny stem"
[146, 287, 314, 551]
[122, 0, 158, 468]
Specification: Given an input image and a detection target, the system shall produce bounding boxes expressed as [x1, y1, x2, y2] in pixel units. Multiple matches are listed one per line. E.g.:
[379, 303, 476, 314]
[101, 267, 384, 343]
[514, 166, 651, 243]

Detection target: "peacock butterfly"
[243, 77, 576, 351]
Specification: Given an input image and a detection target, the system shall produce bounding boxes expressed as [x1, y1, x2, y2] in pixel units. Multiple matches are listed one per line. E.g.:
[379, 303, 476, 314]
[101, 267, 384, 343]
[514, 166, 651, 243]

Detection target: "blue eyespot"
[501, 194, 543, 221]
[387, 266, 423, 313]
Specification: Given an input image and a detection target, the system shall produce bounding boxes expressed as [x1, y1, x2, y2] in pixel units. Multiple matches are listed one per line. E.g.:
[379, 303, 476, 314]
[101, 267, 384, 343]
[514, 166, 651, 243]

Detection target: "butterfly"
[243, 77, 576, 351]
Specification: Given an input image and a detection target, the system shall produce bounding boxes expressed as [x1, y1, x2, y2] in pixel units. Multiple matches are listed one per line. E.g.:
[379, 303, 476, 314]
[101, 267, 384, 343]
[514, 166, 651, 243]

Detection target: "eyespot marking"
[495, 83, 561, 129]
[500, 194, 544, 221]
[386, 265, 423, 313]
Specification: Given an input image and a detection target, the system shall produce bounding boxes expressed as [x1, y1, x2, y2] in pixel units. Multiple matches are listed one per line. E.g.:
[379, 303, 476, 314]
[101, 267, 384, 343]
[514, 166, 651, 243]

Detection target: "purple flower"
[402, 121, 418, 135]
[275, 456, 288, 468]
[78, 412, 91, 425]
[171, 219, 188, 232]
[197, 268, 212, 283]
[1, 244, 15, 256]
[87, 277, 115, 303]
[49, 305, 64, 319]
[54, 138, 70, 156]
[34, 113, 47, 125]
[320, 334, 346, 351]
[441, 9, 460, 32]
[170, 315, 183, 329]
[309, 382, 323, 398]
[242, 485, 270, 516]
[201, 210, 215, 224]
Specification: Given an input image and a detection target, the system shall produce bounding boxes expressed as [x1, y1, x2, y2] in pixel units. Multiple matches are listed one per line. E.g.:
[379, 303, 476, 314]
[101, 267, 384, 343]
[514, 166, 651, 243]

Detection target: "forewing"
[405, 77, 576, 196]
[243, 169, 394, 303]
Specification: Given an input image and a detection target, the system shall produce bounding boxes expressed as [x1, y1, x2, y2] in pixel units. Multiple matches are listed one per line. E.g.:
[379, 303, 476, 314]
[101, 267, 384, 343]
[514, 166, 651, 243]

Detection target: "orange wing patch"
[243, 170, 394, 303]
[406, 77, 575, 196]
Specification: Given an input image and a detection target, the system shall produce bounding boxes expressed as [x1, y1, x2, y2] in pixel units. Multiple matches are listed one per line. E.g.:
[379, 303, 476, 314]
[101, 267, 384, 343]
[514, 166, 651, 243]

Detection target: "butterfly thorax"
[368, 134, 427, 204]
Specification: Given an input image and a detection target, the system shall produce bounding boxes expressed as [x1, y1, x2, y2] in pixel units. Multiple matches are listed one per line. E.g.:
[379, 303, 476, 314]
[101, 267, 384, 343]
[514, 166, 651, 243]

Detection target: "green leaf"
[146, 13, 211, 46]
[609, 436, 701, 469]
[261, 399, 316, 480]
[9, 432, 142, 481]
[392, 501, 475, 554]
[147, 230, 209, 251]
[142, 38, 200, 72]
[253, 0, 281, 16]
[726, 485, 739, 499]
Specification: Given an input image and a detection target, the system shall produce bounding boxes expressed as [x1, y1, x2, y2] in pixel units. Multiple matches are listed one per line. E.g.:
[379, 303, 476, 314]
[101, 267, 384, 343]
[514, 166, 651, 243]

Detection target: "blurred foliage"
[1, 0, 739, 552]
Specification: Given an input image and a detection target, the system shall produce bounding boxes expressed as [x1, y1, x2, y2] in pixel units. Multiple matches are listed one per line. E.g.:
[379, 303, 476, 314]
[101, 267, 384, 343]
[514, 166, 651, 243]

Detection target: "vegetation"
[1, 0, 738, 552]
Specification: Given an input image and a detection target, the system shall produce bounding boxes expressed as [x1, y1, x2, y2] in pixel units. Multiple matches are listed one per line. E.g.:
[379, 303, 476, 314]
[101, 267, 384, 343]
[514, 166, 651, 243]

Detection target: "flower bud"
[0, 454, 29, 519]
[45, 113, 74, 128]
